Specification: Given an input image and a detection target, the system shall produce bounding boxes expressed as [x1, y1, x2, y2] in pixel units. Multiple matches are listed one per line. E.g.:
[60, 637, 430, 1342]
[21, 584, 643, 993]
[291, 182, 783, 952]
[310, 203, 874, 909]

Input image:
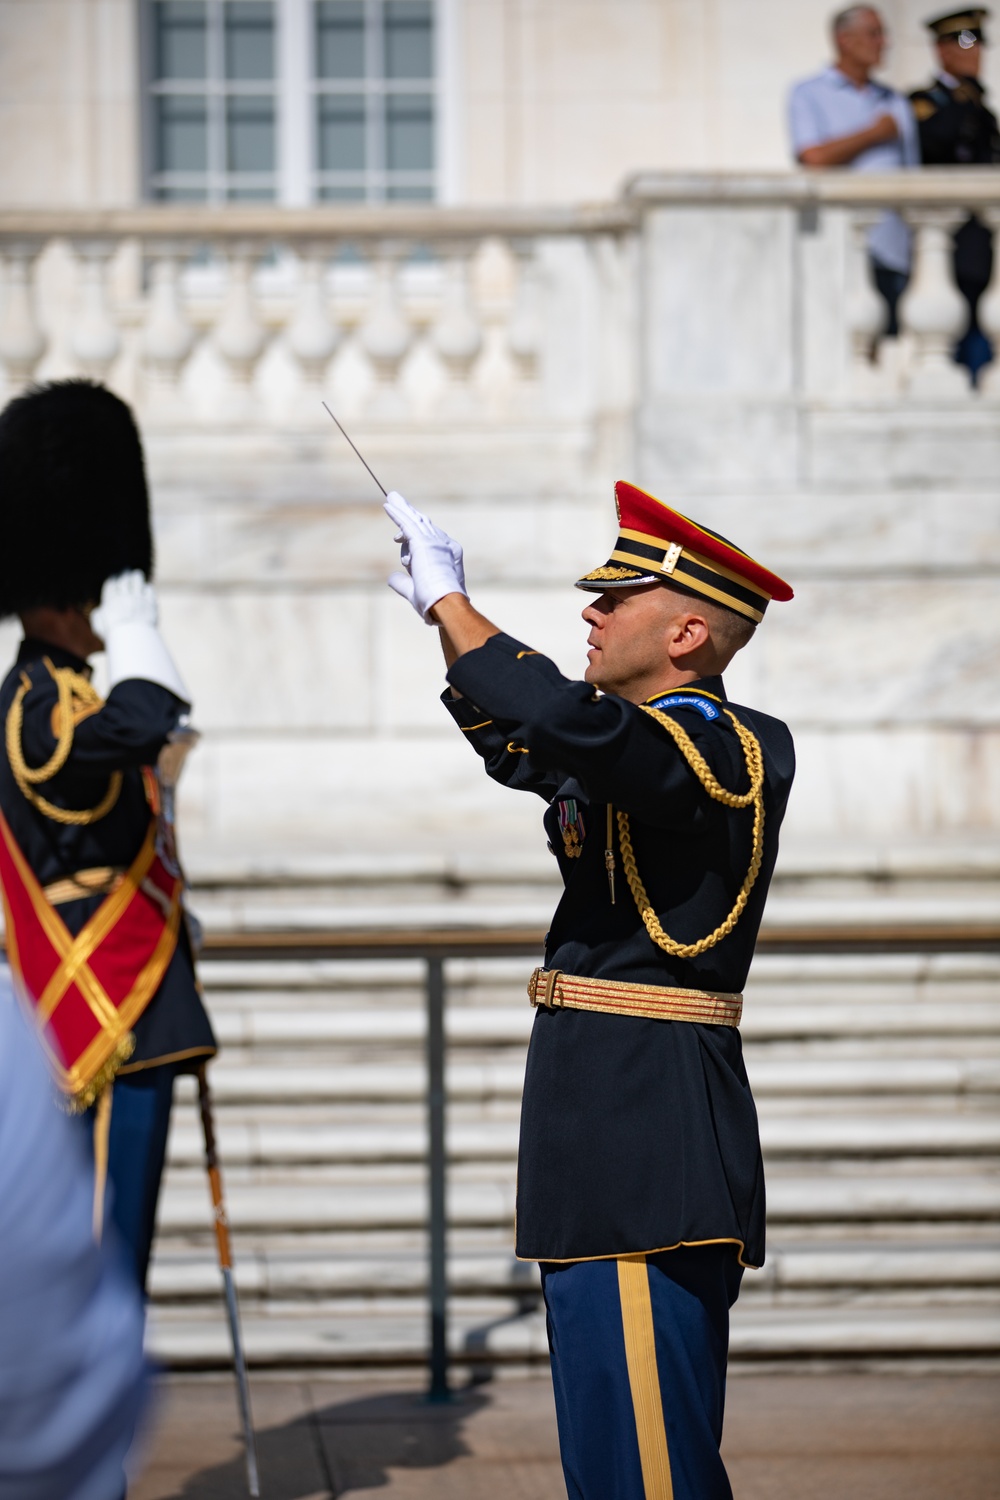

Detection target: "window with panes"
[314, 1, 434, 201]
[145, 0, 437, 203]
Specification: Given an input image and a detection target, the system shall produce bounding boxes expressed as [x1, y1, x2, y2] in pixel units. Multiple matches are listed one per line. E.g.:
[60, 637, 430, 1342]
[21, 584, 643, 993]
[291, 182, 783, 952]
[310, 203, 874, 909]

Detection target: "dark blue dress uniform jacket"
[0, 640, 215, 1072]
[445, 633, 795, 1268]
[910, 77, 1000, 296]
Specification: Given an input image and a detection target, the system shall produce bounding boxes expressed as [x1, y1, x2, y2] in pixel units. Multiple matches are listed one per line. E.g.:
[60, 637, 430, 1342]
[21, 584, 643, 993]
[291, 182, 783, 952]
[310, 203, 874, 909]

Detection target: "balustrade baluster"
[0, 240, 46, 391]
[431, 248, 483, 417]
[507, 242, 541, 386]
[70, 240, 121, 380]
[214, 246, 267, 414]
[975, 210, 1000, 395]
[359, 250, 412, 419]
[142, 245, 196, 411]
[846, 217, 889, 393]
[286, 247, 341, 394]
[899, 214, 969, 396]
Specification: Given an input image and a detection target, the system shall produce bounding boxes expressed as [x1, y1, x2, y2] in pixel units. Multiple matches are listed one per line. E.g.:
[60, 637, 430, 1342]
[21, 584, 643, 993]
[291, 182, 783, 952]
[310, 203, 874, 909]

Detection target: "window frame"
[142, 0, 281, 202]
[312, 0, 436, 203]
[139, 0, 447, 205]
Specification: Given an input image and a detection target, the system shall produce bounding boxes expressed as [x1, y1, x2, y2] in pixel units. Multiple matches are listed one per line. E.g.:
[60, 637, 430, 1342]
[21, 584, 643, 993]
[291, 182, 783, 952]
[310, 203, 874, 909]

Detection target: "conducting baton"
[322, 401, 388, 496]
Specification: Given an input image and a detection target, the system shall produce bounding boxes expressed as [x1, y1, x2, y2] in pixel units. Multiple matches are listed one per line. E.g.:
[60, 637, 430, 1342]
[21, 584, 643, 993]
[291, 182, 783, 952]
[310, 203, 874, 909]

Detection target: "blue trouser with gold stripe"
[541, 1245, 743, 1500]
[83, 1064, 178, 1294]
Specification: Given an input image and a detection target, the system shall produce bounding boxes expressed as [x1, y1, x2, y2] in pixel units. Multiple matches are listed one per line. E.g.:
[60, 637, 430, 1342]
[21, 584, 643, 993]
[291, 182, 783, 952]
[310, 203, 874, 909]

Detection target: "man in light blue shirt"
[789, 6, 920, 334]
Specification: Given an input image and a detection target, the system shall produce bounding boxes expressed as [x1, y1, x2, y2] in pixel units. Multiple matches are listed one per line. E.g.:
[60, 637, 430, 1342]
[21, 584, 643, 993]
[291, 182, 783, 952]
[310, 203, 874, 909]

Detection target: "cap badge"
[662, 542, 683, 574]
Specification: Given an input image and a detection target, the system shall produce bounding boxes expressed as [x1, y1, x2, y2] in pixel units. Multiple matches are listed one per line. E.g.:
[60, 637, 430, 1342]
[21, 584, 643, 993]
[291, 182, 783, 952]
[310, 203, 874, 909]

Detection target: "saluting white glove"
[384, 491, 467, 624]
[91, 570, 191, 705]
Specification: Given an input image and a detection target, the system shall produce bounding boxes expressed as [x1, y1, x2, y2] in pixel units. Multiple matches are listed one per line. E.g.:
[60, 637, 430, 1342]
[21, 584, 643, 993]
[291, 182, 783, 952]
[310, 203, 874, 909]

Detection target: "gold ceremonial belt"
[527, 967, 743, 1028]
[43, 867, 125, 907]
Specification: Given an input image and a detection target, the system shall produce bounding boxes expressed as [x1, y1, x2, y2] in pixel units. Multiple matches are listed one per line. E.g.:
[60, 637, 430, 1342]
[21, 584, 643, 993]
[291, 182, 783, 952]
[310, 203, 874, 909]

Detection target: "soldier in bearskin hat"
[0, 379, 216, 1291]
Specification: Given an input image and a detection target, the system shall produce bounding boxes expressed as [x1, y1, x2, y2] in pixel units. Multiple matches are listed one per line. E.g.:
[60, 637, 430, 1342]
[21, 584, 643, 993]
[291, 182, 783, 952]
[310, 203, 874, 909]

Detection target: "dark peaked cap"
[925, 8, 990, 37]
[0, 380, 153, 618]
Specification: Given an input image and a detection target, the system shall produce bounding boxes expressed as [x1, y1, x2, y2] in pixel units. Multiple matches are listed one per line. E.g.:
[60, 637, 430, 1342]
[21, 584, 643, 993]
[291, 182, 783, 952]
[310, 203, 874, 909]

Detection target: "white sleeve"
[104, 620, 191, 704]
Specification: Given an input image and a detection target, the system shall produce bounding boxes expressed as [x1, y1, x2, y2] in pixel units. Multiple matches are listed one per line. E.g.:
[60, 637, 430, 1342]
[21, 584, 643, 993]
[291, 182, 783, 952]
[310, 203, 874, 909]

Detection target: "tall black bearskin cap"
[0, 380, 153, 618]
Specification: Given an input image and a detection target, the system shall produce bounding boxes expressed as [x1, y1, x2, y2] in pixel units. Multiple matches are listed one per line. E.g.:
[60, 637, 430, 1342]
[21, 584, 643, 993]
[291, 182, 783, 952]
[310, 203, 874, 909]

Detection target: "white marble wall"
[634, 189, 1000, 852]
[0, 0, 140, 208]
[456, 0, 1000, 199]
[3, 0, 1000, 209]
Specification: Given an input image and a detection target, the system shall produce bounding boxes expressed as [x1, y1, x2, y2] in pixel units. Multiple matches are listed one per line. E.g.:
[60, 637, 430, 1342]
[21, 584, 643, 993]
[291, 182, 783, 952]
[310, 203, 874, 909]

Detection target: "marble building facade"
[0, 0, 996, 863]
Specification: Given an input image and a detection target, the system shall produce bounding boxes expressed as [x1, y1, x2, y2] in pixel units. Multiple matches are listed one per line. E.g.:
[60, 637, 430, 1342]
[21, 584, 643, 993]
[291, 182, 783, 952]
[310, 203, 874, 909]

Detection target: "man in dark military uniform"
[385, 483, 795, 1500]
[0, 380, 216, 1293]
[911, 8, 1000, 377]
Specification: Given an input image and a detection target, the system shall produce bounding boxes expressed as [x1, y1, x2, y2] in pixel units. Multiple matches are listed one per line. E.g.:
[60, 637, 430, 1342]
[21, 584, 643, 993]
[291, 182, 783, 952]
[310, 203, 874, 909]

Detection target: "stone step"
[730, 1304, 1000, 1360]
[197, 950, 1000, 995]
[184, 840, 1000, 891]
[147, 1242, 1000, 1303]
[175, 1053, 1000, 1105]
[145, 1300, 1000, 1370]
[164, 1111, 1000, 1168]
[154, 1170, 1000, 1236]
[180, 889, 1000, 946]
[156, 926, 999, 1369]
[201, 1001, 1000, 1047]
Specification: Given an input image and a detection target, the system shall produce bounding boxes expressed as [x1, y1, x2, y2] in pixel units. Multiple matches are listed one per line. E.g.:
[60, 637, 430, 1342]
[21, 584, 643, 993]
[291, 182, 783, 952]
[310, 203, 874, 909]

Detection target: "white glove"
[91, 570, 191, 704]
[384, 491, 467, 624]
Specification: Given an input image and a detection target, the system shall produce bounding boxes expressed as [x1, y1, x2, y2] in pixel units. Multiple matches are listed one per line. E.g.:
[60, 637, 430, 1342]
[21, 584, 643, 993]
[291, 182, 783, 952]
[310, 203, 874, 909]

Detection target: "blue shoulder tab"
[647, 693, 721, 721]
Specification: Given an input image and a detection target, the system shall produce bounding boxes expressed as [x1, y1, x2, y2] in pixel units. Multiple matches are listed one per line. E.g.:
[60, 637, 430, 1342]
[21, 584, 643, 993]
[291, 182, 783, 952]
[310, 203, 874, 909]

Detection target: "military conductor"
[386, 482, 795, 1500]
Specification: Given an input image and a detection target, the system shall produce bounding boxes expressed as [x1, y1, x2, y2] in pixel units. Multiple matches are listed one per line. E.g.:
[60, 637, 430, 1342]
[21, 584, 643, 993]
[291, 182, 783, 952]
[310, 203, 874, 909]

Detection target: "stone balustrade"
[0, 202, 633, 428]
[1, 173, 999, 424]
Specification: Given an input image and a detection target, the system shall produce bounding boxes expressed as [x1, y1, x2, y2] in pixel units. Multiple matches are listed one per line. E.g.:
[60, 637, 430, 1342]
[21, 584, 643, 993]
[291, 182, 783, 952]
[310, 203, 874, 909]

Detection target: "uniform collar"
[17, 638, 92, 676]
[644, 675, 727, 706]
[938, 69, 984, 93]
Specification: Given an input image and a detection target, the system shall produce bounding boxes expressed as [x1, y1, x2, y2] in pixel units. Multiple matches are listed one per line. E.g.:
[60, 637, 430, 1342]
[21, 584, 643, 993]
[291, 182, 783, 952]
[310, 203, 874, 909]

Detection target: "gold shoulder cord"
[613, 706, 765, 959]
[6, 658, 122, 825]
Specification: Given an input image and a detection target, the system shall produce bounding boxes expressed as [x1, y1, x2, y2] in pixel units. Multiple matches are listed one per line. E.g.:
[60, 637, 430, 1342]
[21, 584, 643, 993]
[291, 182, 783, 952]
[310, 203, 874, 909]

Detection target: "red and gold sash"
[0, 786, 183, 1109]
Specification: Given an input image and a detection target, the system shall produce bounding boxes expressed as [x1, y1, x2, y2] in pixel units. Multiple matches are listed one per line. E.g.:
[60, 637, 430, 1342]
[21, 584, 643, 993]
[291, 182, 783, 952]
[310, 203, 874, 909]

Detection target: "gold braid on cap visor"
[581, 527, 772, 622]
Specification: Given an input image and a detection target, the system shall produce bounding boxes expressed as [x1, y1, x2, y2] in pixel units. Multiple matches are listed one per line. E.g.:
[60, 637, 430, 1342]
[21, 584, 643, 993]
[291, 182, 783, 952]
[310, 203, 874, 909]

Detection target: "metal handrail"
[194, 917, 1000, 1397]
[202, 926, 546, 1401]
[199, 919, 1000, 961]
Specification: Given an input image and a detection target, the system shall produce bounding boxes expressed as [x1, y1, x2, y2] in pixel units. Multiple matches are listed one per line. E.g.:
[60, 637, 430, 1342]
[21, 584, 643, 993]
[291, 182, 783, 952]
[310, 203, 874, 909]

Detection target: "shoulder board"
[647, 692, 721, 721]
[912, 96, 938, 121]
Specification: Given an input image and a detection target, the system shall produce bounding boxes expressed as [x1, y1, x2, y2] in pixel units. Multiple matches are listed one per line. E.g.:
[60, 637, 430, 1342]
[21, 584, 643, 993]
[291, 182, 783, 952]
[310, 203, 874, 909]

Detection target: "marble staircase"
[146, 848, 1000, 1372]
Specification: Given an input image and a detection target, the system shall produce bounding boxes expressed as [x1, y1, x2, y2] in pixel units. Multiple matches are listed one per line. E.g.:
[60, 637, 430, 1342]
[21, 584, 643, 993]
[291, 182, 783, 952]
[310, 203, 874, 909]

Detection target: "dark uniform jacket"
[0, 640, 215, 1072]
[446, 633, 795, 1268]
[910, 75, 1000, 296]
[911, 73, 1000, 164]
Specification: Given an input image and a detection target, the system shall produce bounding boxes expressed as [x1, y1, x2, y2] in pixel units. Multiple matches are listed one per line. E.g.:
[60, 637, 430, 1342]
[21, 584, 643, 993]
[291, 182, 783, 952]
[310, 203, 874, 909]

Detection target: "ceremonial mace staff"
[159, 728, 260, 1497]
[197, 1062, 260, 1497]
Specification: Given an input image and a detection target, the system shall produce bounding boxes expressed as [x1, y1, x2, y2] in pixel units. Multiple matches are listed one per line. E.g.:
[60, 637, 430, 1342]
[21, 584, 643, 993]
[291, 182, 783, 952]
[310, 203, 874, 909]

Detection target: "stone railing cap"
[0, 202, 634, 241]
[1, 171, 997, 242]
[625, 167, 1000, 209]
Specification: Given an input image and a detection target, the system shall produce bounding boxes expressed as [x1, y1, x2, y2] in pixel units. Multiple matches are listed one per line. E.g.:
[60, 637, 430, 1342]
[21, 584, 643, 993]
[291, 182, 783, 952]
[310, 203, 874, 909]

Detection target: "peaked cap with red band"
[576, 481, 794, 624]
